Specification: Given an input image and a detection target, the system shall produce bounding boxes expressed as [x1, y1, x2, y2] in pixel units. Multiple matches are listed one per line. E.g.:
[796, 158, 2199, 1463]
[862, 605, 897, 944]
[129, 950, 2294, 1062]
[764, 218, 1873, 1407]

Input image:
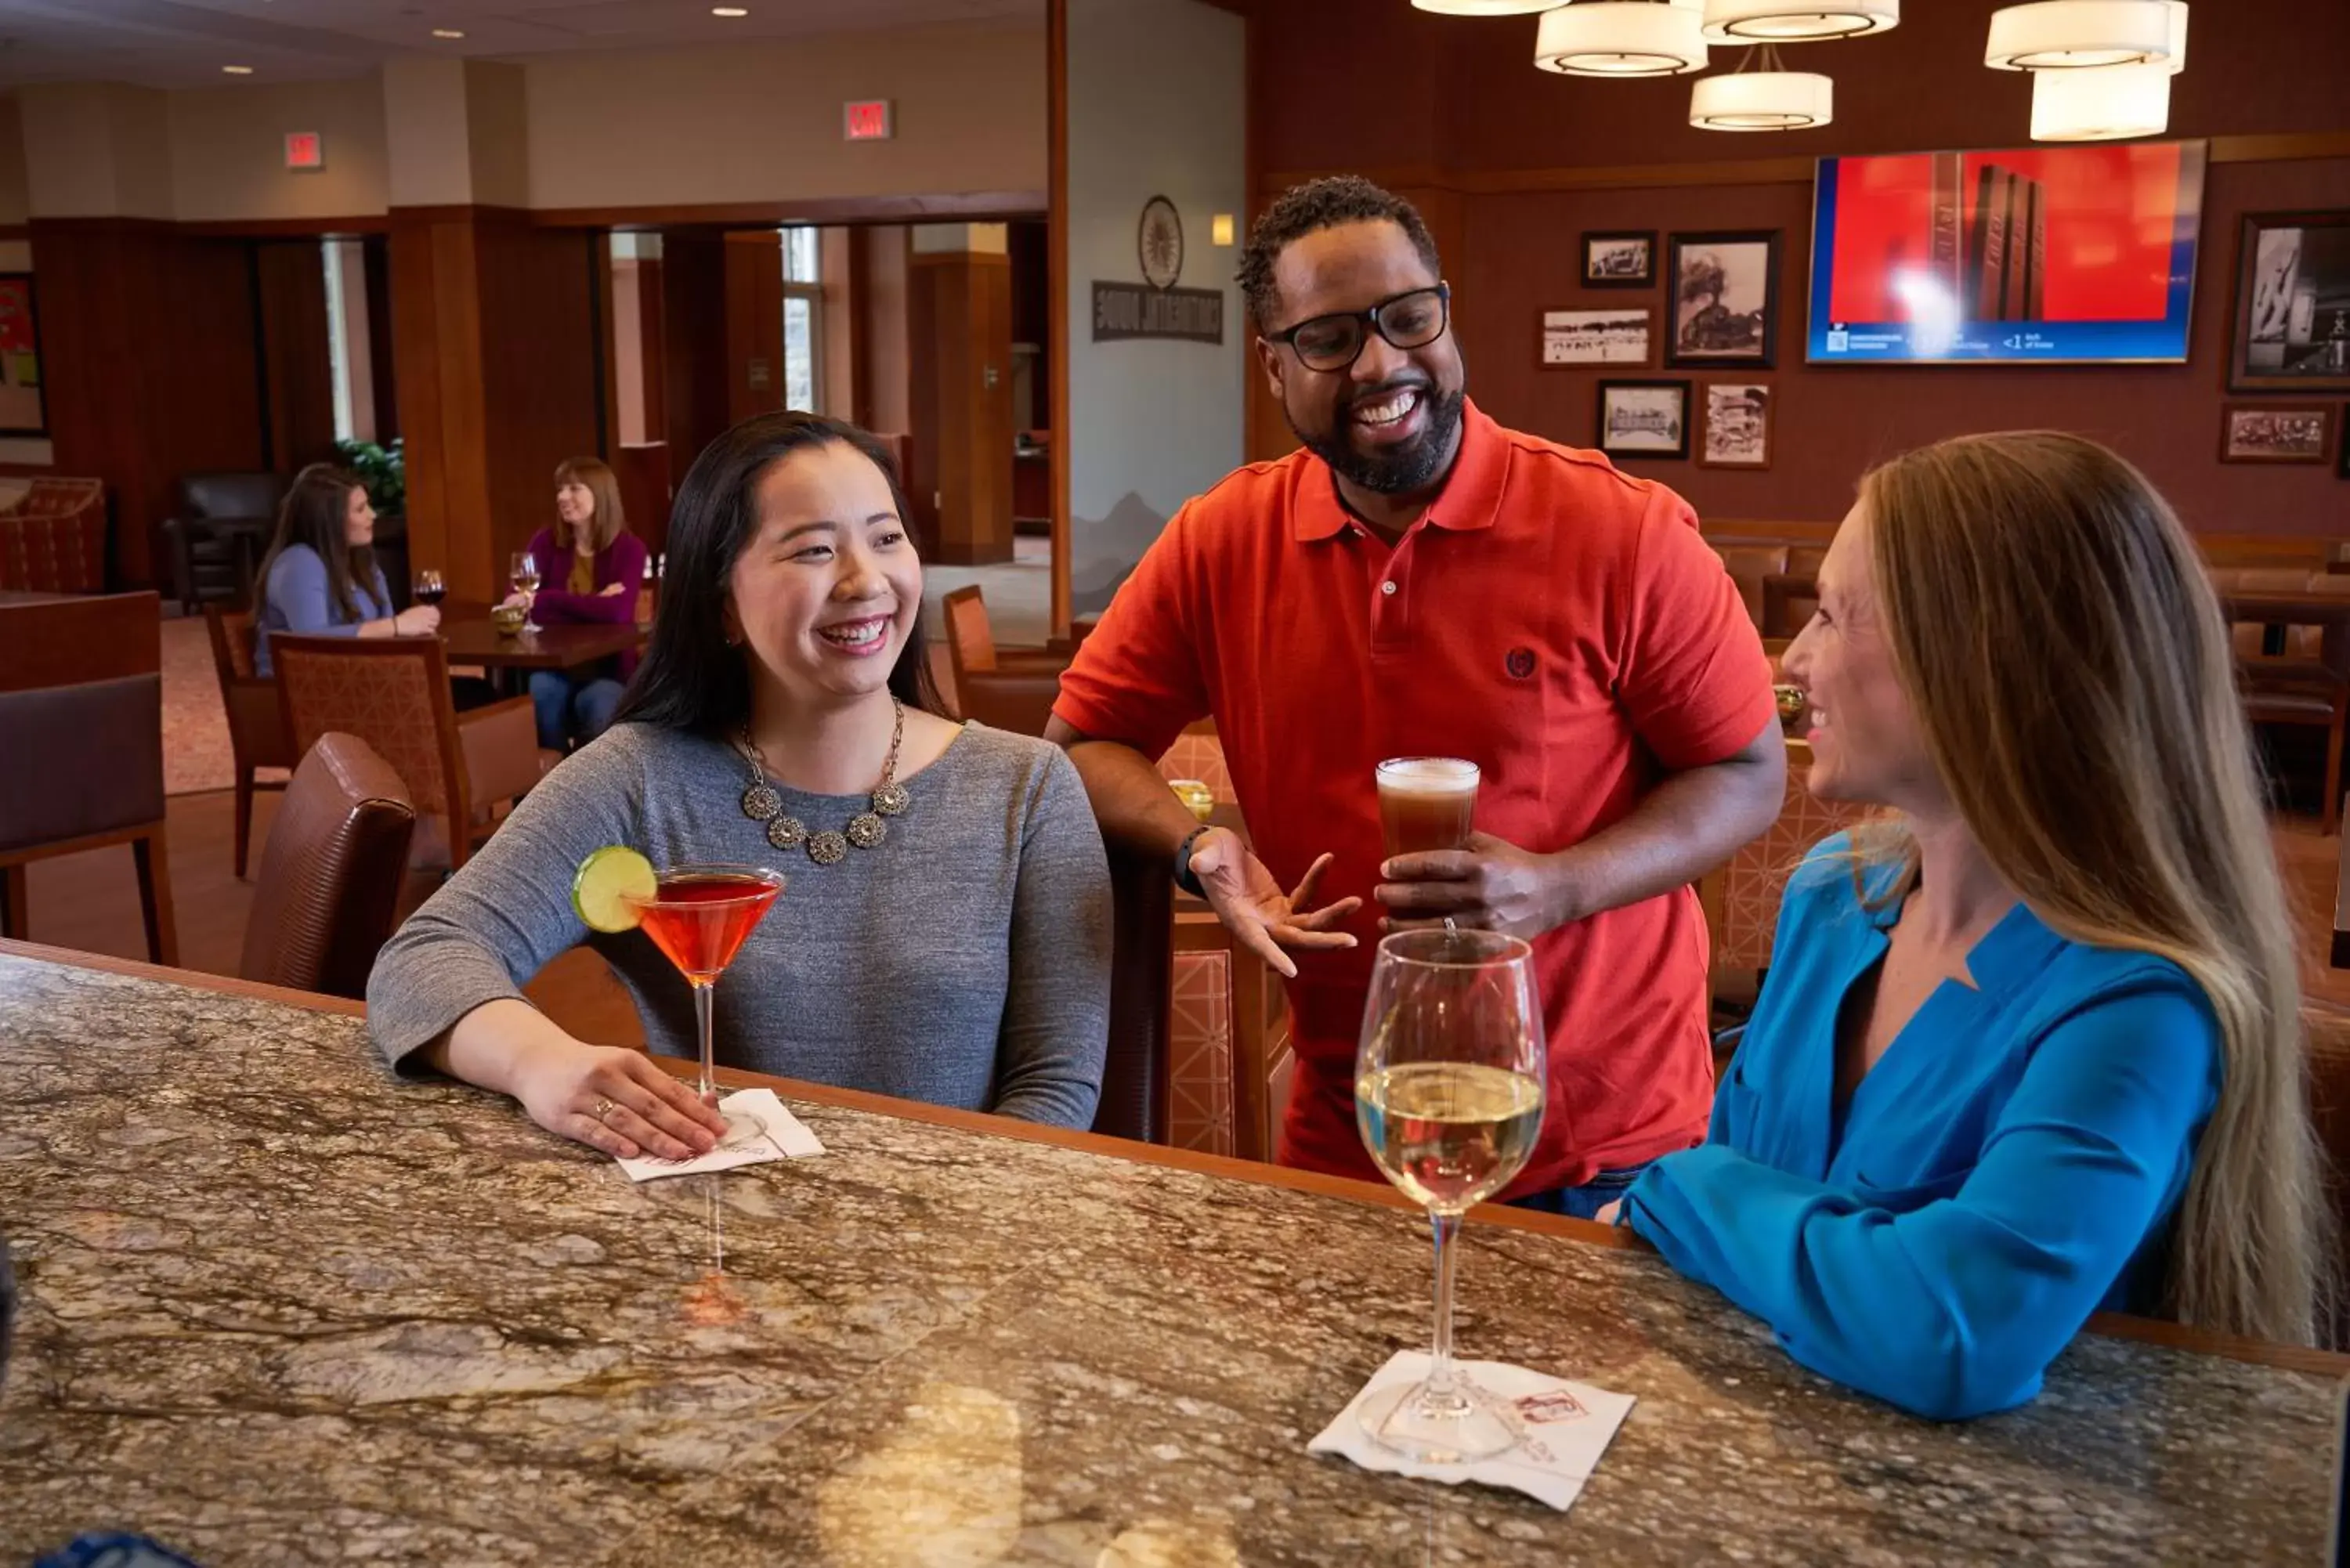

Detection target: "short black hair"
[612, 411, 945, 735]
[1236, 175, 1443, 334]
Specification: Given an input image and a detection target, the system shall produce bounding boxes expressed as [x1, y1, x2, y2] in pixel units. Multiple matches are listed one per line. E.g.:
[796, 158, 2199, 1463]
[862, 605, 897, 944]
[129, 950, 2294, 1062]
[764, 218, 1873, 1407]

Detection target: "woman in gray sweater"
[367, 413, 1112, 1162]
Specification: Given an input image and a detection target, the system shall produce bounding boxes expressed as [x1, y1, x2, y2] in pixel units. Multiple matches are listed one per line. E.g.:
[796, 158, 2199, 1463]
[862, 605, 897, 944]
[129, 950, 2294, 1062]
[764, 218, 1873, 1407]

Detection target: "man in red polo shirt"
[1047, 176, 1783, 1213]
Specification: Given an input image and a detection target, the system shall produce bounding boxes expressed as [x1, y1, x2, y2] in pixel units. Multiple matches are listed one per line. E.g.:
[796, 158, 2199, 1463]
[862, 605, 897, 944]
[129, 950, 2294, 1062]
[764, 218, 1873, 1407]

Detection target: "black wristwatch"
[1173, 824, 1215, 897]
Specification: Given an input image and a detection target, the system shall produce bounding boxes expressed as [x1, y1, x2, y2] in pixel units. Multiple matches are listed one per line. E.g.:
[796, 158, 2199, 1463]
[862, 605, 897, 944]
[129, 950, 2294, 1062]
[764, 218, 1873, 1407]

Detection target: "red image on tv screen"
[1827, 143, 2190, 326]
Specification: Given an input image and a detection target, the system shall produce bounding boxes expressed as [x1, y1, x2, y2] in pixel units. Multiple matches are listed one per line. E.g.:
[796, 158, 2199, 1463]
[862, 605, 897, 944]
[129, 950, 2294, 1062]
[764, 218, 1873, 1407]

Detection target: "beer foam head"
[1376, 757, 1480, 794]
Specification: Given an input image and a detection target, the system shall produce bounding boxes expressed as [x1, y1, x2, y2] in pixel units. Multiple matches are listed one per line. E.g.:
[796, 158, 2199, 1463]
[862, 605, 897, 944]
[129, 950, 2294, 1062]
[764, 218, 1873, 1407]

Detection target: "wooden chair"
[204, 605, 298, 879]
[1711, 543, 1788, 631]
[1157, 721, 1292, 1162]
[237, 733, 417, 1000]
[2223, 571, 2350, 835]
[940, 584, 1066, 735]
[270, 634, 544, 873]
[0, 591, 177, 964]
[1701, 738, 1864, 1077]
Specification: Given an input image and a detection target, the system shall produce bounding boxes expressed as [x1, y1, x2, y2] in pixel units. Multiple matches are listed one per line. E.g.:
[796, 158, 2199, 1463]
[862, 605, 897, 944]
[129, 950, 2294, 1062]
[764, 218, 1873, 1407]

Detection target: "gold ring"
[593, 1096, 616, 1125]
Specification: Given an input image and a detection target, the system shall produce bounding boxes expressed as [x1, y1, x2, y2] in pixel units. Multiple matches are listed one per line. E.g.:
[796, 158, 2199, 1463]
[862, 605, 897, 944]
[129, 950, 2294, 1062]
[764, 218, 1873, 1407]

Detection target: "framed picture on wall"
[1698, 382, 1773, 468]
[1540, 307, 1654, 367]
[1596, 379, 1690, 460]
[1582, 231, 1657, 288]
[0, 275, 45, 438]
[1667, 231, 1778, 370]
[2218, 402, 2334, 463]
[2229, 211, 2350, 394]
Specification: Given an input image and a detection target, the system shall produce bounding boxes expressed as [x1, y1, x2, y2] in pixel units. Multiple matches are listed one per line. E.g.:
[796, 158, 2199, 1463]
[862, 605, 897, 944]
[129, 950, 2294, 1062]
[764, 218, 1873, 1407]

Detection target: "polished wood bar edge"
[7, 937, 2345, 1380]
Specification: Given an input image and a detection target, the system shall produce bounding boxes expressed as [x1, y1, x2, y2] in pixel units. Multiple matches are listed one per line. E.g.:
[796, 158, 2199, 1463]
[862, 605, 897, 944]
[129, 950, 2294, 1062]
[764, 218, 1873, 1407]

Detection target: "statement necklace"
[735, 699, 912, 865]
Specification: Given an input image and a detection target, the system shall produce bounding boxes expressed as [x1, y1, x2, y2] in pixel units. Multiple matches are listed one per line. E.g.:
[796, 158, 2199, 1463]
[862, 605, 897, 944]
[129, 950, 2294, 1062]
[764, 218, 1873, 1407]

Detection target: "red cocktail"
[624, 864, 785, 1130]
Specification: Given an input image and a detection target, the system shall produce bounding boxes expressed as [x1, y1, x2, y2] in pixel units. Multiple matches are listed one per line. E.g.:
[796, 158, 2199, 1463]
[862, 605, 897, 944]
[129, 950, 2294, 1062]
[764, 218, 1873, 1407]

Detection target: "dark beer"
[1376, 757, 1480, 857]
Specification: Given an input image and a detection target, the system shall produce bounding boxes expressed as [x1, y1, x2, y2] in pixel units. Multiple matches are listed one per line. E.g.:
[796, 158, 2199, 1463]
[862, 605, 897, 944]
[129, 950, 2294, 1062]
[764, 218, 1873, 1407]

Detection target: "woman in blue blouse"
[255, 464, 438, 676]
[1611, 432, 2327, 1420]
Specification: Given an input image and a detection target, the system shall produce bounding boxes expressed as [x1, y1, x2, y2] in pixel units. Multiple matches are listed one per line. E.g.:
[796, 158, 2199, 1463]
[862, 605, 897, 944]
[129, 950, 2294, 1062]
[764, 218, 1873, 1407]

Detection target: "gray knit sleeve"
[989, 742, 1112, 1128]
[364, 731, 646, 1072]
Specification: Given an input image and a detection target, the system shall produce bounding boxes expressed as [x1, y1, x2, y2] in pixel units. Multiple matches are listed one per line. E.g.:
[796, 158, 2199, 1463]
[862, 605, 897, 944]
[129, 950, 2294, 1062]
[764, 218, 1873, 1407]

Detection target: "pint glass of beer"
[1376, 757, 1480, 858]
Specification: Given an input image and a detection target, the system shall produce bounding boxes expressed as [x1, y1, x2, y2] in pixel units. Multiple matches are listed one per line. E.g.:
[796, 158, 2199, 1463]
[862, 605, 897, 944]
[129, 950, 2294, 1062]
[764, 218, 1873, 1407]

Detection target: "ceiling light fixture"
[222, 64, 254, 74]
[1984, 0, 2178, 70]
[431, 28, 465, 40]
[2028, 60, 2171, 139]
[1535, 1, 1709, 78]
[1701, 0, 1895, 42]
[711, 5, 750, 15]
[1412, 0, 1560, 12]
[1690, 45, 1833, 128]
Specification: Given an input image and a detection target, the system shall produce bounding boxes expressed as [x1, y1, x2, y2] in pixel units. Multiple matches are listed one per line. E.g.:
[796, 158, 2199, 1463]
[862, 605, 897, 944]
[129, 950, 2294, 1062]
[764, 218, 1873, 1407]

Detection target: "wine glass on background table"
[622, 863, 786, 1147]
[1354, 927, 1546, 1463]
[510, 551, 544, 632]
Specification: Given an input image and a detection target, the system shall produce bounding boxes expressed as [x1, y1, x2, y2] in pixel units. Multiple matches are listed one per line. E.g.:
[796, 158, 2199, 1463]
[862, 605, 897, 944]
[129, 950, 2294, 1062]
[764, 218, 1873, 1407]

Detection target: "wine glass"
[621, 863, 785, 1147]
[1354, 927, 1546, 1463]
[412, 568, 446, 610]
[510, 551, 544, 632]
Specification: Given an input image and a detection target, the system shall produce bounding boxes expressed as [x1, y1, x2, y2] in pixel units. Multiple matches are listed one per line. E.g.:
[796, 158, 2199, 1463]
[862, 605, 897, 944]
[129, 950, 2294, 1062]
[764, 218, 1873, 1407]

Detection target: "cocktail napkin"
[615, 1088, 824, 1183]
[1308, 1350, 1635, 1511]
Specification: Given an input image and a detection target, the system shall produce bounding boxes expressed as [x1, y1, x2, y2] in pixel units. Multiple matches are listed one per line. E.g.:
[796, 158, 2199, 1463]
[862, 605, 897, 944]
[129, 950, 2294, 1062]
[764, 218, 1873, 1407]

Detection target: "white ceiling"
[0, 0, 1043, 92]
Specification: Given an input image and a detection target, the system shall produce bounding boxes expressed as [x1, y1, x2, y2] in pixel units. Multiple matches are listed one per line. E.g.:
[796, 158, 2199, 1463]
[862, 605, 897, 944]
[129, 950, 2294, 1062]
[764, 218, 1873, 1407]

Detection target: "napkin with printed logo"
[615, 1088, 824, 1183]
[1308, 1351, 1636, 1511]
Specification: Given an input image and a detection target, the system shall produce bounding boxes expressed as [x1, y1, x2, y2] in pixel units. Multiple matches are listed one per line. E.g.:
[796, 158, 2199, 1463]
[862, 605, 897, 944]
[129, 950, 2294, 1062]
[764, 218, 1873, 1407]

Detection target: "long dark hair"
[258, 464, 375, 619]
[613, 411, 945, 733]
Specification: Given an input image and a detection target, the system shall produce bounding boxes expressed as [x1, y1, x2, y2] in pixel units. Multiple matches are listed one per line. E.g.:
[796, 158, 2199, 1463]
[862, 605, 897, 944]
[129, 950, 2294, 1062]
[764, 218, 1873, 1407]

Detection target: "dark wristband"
[1173, 824, 1214, 897]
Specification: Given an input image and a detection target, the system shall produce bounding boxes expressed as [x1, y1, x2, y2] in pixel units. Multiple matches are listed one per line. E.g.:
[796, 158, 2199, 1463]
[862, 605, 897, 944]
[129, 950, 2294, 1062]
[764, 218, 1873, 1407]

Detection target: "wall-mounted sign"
[1093, 194, 1224, 345]
[844, 100, 894, 141]
[284, 132, 324, 172]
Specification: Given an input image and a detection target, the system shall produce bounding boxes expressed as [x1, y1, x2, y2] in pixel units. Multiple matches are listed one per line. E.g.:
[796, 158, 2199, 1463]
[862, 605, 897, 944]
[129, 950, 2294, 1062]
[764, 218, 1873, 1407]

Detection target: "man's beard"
[1294, 382, 1467, 496]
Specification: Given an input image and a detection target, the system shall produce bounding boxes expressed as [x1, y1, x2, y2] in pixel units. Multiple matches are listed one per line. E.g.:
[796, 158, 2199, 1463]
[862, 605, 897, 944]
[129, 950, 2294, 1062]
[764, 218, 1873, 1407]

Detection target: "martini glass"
[624, 863, 785, 1147]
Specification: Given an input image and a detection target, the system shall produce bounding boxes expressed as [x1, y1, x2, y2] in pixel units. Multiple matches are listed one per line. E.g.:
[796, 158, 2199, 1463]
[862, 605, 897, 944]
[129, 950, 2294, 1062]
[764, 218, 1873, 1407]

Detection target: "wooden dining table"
[435, 598, 649, 674]
[2, 940, 2345, 1566]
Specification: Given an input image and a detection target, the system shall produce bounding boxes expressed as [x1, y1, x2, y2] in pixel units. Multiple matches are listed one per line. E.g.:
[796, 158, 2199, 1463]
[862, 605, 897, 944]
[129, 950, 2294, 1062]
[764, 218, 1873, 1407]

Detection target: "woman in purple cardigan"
[511, 457, 649, 751]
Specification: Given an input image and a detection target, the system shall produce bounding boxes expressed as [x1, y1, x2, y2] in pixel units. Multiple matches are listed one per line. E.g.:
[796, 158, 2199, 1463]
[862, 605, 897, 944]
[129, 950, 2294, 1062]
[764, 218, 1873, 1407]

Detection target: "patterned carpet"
[161, 614, 237, 797]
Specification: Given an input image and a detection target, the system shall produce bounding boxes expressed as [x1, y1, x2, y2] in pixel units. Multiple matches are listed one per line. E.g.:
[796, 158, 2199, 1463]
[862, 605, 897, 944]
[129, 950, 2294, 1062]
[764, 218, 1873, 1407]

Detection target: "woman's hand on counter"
[508, 1035, 728, 1162]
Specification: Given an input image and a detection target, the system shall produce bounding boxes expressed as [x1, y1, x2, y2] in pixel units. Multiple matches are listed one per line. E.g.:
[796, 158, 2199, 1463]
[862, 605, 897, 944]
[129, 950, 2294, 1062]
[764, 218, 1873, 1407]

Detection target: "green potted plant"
[335, 437, 405, 520]
[337, 437, 410, 603]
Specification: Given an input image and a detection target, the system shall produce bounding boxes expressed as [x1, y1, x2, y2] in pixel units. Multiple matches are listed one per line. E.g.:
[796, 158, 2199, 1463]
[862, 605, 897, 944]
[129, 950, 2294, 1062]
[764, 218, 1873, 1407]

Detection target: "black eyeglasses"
[1264, 284, 1451, 372]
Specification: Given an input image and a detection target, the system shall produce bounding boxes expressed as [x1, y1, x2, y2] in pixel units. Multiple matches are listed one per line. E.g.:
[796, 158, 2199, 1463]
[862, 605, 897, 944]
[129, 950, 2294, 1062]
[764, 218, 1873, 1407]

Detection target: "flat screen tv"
[1807, 140, 2207, 365]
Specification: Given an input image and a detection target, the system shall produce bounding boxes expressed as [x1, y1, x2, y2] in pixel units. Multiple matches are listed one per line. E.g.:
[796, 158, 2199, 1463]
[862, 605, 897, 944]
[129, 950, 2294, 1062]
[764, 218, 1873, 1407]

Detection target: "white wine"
[1357, 1062, 1543, 1214]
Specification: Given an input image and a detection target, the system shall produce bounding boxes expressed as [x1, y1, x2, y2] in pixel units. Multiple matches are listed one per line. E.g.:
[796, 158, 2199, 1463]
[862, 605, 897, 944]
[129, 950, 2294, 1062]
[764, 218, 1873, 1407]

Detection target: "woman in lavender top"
[254, 464, 438, 677]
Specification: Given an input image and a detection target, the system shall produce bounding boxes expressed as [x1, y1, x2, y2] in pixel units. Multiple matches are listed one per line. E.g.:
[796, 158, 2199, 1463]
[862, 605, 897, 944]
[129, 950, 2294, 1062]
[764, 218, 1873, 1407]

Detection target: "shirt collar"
[1293, 397, 1506, 543]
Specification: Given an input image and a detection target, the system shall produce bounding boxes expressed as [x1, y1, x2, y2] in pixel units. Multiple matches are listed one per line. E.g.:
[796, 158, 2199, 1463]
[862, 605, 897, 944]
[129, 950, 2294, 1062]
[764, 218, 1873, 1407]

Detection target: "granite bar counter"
[1, 945, 2344, 1566]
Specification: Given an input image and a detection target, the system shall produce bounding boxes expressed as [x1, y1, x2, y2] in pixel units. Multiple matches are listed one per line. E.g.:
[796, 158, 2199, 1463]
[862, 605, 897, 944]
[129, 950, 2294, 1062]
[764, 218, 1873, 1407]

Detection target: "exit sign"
[284, 132, 324, 172]
[844, 100, 893, 142]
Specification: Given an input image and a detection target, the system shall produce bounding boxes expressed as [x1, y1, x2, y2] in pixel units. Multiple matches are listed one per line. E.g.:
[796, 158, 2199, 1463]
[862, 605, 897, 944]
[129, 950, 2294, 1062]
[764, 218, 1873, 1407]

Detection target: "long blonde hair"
[553, 456, 626, 554]
[1856, 430, 2327, 1346]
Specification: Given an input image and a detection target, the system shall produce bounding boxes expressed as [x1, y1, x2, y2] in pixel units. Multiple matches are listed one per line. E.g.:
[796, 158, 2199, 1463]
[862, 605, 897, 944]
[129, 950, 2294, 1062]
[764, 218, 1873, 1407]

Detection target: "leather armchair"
[166, 471, 285, 615]
[238, 733, 417, 999]
[0, 592, 177, 964]
[1093, 836, 1172, 1145]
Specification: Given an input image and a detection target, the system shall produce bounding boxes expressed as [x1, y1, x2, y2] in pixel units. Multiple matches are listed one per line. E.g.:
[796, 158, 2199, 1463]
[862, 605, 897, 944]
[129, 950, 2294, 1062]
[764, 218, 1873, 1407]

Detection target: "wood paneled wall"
[724, 229, 786, 427]
[909, 250, 1014, 565]
[30, 219, 267, 587]
[660, 233, 731, 474]
[254, 240, 338, 475]
[389, 206, 602, 601]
